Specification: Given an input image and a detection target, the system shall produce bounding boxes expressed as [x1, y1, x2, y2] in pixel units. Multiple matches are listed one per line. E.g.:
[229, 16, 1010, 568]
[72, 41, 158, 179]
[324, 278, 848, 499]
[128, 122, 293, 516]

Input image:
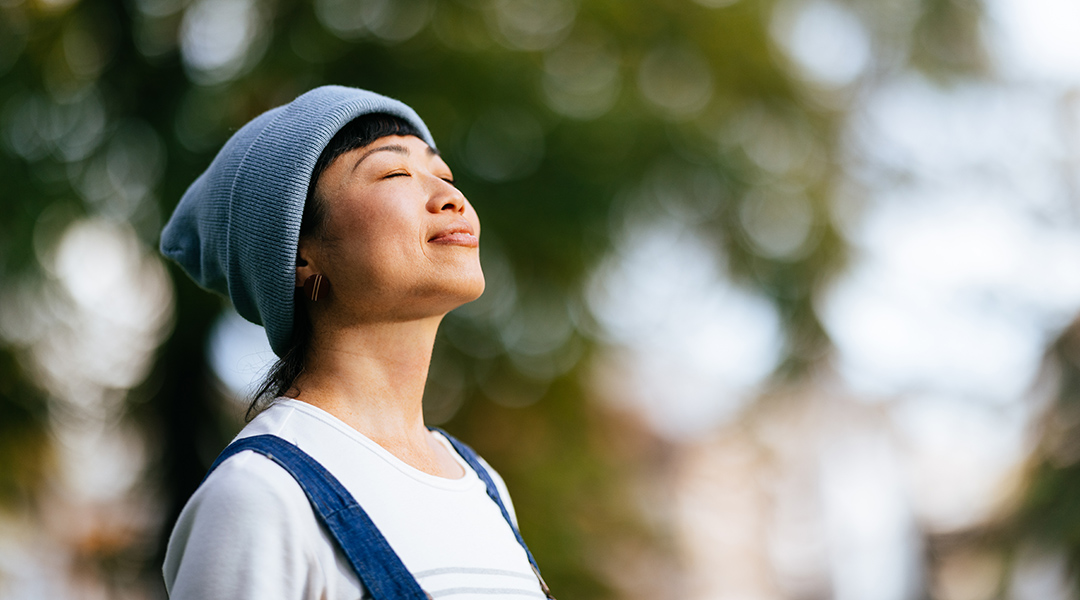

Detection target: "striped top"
[164, 399, 544, 600]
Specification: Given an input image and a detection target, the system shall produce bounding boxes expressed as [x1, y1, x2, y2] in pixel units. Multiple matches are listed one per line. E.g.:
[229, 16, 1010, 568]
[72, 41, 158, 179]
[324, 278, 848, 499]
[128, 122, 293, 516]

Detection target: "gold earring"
[303, 274, 328, 302]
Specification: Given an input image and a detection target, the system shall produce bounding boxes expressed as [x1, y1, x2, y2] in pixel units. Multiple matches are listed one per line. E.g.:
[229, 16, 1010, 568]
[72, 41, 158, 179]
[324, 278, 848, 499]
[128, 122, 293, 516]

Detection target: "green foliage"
[911, 0, 990, 77]
[1011, 323, 1080, 587]
[0, 0, 996, 595]
[0, 347, 50, 508]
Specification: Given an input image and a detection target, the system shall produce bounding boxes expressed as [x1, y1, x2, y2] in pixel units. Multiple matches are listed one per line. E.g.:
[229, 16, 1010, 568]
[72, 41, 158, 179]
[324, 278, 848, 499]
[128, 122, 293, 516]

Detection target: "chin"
[418, 268, 485, 315]
[452, 270, 486, 305]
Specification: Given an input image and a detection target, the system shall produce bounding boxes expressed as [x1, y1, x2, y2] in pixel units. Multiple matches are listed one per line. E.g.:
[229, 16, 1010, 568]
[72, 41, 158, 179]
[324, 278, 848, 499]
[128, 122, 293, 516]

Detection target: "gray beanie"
[160, 85, 437, 356]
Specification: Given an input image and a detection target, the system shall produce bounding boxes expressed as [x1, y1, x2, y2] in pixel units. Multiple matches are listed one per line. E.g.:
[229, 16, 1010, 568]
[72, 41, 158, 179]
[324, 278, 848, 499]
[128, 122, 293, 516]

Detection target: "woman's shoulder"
[167, 450, 316, 558]
[164, 400, 334, 573]
[169, 398, 370, 539]
[180, 399, 321, 513]
[202, 448, 310, 509]
[163, 450, 330, 599]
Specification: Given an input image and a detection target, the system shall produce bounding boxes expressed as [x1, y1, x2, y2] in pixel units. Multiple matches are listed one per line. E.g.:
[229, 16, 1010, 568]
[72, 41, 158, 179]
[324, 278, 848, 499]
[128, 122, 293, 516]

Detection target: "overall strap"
[431, 428, 555, 600]
[205, 435, 430, 600]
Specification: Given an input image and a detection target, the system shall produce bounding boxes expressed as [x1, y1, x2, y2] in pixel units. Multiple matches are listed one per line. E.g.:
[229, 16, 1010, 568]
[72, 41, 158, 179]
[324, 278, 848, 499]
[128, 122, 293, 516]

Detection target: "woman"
[159, 86, 551, 600]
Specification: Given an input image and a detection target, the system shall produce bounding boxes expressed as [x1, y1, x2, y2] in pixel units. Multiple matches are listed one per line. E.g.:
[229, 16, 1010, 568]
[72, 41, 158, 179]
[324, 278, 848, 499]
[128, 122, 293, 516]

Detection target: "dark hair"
[246, 113, 425, 420]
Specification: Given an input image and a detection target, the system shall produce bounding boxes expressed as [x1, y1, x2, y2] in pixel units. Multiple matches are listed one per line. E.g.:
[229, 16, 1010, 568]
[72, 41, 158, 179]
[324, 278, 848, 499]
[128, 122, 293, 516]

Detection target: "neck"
[291, 315, 461, 477]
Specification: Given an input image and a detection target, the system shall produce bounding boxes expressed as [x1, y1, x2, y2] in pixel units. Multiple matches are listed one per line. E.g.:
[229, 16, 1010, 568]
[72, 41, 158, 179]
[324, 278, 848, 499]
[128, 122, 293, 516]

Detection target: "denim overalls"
[204, 430, 554, 600]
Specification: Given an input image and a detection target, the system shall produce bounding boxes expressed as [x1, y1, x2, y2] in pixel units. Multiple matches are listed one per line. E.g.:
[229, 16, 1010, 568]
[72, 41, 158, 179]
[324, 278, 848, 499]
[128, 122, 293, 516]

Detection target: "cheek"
[466, 204, 482, 234]
[330, 192, 414, 241]
[325, 204, 422, 271]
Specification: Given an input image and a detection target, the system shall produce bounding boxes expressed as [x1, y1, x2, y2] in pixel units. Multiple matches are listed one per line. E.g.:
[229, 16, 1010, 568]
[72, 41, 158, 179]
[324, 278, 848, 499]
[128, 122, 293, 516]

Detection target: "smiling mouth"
[428, 228, 478, 247]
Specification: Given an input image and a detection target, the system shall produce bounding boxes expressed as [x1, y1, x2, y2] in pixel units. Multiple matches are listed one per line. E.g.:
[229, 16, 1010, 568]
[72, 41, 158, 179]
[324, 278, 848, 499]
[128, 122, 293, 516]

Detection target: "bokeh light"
[4, 0, 1080, 598]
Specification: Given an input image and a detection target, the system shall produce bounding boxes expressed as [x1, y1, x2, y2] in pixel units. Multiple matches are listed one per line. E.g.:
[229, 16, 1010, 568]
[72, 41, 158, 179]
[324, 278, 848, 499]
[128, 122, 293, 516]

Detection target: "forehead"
[314, 135, 448, 199]
[346, 135, 441, 167]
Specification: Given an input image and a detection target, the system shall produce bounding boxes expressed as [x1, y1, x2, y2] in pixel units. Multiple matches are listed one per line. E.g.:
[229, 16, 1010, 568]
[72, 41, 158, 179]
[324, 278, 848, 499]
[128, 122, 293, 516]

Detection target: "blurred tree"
[0, 0, 994, 597]
[0, 348, 50, 508]
[1008, 320, 1080, 593]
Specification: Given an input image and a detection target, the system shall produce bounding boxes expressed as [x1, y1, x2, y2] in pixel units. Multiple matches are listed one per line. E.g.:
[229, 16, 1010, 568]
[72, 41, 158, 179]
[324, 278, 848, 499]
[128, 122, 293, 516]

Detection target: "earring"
[303, 274, 328, 302]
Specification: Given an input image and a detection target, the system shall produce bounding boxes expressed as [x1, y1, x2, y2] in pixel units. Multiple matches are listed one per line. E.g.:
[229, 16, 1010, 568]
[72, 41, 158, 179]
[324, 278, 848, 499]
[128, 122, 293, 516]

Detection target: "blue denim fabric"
[203, 432, 552, 599]
[206, 435, 429, 599]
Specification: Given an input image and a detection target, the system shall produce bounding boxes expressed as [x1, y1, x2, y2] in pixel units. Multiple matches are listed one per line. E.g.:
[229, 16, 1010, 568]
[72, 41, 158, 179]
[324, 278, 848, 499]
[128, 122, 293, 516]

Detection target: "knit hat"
[160, 86, 437, 356]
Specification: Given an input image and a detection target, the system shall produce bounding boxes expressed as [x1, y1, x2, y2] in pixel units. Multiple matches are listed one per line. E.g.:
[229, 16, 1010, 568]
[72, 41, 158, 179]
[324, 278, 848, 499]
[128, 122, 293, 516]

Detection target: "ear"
[295, 237, 320, 288]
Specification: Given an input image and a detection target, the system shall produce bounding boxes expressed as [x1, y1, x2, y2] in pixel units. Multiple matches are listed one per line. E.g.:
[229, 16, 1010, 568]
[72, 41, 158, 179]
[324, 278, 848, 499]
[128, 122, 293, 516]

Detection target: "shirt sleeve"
[162, 452, 329, 600]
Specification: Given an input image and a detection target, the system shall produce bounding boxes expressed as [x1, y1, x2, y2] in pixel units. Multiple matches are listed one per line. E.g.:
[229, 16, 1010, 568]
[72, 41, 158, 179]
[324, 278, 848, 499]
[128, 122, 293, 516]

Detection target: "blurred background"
[3, 0, 1080, 598]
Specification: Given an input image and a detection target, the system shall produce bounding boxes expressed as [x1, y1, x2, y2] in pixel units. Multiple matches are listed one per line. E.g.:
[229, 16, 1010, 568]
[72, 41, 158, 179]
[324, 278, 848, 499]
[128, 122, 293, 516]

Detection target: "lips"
[428, 221, 478, 247]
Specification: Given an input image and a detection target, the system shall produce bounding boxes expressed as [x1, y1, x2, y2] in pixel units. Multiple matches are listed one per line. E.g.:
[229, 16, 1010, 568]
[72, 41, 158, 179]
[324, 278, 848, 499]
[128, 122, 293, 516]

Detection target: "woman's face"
[298, 134, 484, 323]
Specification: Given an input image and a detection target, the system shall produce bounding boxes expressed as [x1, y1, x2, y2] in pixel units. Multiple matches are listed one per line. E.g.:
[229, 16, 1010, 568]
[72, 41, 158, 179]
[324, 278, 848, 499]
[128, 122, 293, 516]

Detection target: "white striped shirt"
[164, 399, 544, 600]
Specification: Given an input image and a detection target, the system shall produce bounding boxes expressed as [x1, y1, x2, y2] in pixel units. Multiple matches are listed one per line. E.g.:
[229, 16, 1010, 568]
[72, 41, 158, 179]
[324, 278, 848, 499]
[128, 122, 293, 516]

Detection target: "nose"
[426, 178, 467, 214]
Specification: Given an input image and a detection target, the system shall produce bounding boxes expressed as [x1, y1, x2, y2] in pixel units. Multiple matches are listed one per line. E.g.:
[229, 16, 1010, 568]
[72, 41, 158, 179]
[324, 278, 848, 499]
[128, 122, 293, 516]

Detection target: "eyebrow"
[352, 143, 441, 171]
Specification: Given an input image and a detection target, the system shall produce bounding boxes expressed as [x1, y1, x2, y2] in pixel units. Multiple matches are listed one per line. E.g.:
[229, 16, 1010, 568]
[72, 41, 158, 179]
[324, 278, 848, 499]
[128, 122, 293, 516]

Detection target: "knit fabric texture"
[159, 86, 436, 356]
